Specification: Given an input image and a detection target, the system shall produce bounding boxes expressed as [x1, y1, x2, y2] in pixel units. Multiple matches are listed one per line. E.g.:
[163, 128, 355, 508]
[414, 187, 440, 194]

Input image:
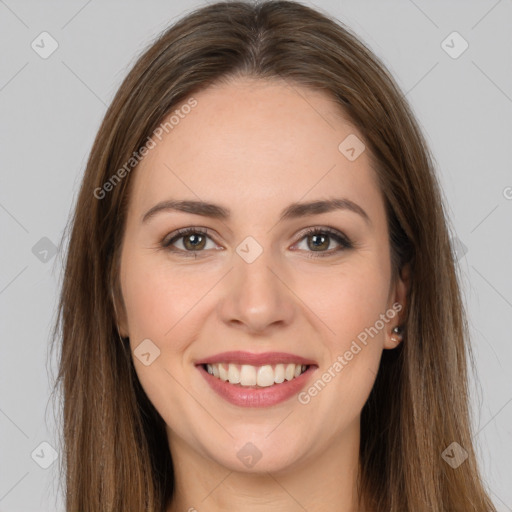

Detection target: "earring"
[390, 325, 403, 345]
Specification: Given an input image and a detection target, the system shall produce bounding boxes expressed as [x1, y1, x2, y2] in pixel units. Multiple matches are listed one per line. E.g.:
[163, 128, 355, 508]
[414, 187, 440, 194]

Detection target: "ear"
[384, 263, 410, 350]
[111, 285, 129, 339]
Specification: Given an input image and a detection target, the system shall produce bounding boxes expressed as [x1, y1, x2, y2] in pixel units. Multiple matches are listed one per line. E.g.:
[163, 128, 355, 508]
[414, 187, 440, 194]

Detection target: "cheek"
[120, 250, 201, 344]
[120, 253, 204, 427]
[303, 260, 391, 349]
[297, 261, 390, 416]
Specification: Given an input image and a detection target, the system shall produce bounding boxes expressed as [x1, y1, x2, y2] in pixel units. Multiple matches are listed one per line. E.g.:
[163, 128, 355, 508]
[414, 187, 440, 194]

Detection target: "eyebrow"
[141, 197, 371, 226]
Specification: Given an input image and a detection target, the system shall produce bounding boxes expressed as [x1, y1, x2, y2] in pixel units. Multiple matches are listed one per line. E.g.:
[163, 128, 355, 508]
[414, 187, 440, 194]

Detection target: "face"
[116, 77, 408, 474]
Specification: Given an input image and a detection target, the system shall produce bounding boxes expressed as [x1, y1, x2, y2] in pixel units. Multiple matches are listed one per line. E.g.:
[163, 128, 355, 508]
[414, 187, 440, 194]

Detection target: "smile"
[203, 362, 309, 387]
[195, 351, 318, 407]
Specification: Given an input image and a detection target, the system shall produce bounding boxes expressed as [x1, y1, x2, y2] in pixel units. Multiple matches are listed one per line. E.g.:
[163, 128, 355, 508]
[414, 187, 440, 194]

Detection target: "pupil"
[311, 234, 327, 250]
[186, 233, 204, 249]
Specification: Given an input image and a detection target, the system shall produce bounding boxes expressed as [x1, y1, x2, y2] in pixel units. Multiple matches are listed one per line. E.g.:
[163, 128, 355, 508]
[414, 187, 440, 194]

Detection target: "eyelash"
[160, 226, 353, 259]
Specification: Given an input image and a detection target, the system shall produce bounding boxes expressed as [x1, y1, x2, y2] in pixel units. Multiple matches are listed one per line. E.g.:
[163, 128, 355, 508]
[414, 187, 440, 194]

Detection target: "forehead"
[127, 77, 385, 226]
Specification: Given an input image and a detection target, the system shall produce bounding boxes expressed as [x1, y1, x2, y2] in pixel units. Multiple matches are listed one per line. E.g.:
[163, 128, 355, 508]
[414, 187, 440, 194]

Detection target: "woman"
[50, 1, 497, 510]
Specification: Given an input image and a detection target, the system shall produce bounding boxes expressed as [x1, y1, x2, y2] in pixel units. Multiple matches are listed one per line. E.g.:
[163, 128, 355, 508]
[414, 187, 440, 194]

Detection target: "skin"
[115, 76, 409, 511]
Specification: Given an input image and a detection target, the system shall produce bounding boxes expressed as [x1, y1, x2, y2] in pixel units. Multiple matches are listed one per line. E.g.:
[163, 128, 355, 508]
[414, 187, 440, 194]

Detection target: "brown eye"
[295, 227, 353, 258]
[307, 232, 330, 251]
[161, 226, 353, 259]
[181, 232, 207, 250]
[162, 228, 215, 255]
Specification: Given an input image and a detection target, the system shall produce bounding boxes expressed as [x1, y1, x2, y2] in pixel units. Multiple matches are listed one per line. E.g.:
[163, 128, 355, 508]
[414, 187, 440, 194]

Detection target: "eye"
[161, 227, 218, 257]
[161, 226, 353, 258]
[293, 227, 353, 258]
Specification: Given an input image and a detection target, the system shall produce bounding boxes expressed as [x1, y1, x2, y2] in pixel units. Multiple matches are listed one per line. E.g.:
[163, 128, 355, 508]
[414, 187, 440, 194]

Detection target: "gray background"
[0, 0, 511, 510]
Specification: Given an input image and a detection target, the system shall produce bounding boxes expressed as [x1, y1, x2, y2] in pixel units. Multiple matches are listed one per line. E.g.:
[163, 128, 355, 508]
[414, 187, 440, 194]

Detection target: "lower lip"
[197, 364, 316, 407]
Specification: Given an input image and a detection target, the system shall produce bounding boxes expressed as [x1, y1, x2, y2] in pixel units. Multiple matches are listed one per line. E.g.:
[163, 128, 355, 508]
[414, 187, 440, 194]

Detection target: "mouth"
[200, 362, 311, 388]
[195, 351, 318, 407]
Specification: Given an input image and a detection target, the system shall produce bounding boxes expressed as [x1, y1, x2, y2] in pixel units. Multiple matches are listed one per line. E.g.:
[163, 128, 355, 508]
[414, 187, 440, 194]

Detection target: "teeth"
[274, 364, 285, 383]
[218, 363, 229, 381]
[240, 365, 257, 386]
[227, 364, 240, 384]
[204, 363, 308, 387]
[285, 363, 295, 381]
[257, 365, 274, 387]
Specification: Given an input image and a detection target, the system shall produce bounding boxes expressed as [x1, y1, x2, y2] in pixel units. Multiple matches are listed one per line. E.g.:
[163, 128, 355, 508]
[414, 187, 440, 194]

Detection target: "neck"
[166, 418, 364, 512]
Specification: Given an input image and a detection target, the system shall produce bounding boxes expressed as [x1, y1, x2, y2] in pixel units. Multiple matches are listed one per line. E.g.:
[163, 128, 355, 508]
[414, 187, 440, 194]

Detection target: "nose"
[217, 247, 296, 335]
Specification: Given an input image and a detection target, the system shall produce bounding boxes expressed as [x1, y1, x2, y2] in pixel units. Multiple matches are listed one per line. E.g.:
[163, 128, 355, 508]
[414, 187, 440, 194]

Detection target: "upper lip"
[195, 351, 317, 367]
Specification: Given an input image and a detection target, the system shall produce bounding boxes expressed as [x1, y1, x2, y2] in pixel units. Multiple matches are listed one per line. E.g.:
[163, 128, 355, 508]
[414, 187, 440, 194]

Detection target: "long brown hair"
[49, 1, 497, 510]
